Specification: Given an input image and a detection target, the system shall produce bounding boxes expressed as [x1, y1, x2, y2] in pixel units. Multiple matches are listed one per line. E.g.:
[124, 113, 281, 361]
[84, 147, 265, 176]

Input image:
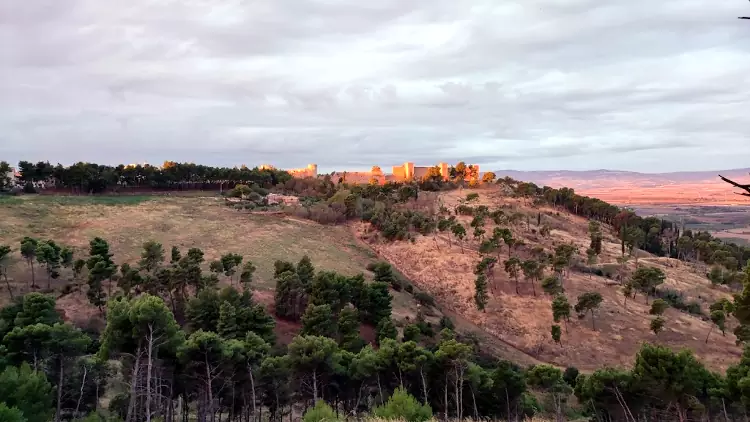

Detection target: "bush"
[563, 366, 579, 386]
[404, 284, 414, 294]
[456, 205, 474, 216]
[466, 192, 480, 202]
[373, 387, 433, 422]
[414, 292, 435, 308]
[303, 400, 340, 422]
[439, 315, 454, 331]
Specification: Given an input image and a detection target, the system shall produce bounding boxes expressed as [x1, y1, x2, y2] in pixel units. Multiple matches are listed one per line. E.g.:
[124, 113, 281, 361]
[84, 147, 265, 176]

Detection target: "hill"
[0, 186, 744, 372]
[355, 187, 742, 371]
[494, 168, 750, 205]
[0, 195, 432, 340]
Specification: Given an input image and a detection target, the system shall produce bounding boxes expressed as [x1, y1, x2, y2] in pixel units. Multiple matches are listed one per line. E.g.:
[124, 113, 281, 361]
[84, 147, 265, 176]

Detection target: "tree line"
[0, 160, 292, 194]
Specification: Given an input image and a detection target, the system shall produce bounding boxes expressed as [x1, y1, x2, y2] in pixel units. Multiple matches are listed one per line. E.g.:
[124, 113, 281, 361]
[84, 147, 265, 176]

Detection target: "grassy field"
[0, 195, 376, 285]
[0, 194, 431, 334]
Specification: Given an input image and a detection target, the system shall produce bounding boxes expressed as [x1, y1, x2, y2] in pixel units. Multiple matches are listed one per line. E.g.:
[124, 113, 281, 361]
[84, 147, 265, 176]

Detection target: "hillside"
[355, 187, 742, 371]
[0, 195, 431, 339]
[0, 188, 743, 372]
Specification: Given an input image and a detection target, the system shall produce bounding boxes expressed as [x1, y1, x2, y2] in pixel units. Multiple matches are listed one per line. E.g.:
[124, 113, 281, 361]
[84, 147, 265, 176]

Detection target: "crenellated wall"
[276, 161, 478, 184]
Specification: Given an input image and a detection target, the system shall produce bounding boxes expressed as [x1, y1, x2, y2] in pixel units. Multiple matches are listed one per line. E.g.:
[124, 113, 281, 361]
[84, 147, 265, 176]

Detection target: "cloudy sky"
[2, 0, 750, 173]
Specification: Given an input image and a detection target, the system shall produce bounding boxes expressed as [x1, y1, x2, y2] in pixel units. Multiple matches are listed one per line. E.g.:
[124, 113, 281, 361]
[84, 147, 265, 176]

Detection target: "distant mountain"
[493, 168, 750, 190]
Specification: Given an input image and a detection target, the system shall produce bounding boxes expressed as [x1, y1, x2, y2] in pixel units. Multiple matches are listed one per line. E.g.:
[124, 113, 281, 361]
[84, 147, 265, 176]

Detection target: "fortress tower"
[439, 162, 449, 180]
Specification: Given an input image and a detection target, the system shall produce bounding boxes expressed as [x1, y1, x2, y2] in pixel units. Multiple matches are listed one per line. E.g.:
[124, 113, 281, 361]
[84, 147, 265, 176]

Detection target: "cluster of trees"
[9, 284, 750, 421]
[503, 178, 750, 276]
[4, 160, 292, 194]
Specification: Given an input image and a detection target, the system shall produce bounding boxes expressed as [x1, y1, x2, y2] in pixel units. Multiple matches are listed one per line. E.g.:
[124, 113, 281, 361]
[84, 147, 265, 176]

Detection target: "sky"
[2, 0, 750, 173]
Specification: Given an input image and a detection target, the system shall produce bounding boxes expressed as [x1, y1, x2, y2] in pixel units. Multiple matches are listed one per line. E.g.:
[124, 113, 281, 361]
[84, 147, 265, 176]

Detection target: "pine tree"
[301, 304, 336, 338]
[296, 255, 316, 293]
[474, 273, 489, 311]
[338, 305, 364, 352]
[376, 318, 398, 344]
[552, 295, 571, 332]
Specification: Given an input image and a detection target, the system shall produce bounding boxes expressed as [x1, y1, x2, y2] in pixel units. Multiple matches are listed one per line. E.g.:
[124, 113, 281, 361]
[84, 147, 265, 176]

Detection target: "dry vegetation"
[0, 195, 424, 333]
[1, 189, 743, 372]
[356, 187, 742, 371]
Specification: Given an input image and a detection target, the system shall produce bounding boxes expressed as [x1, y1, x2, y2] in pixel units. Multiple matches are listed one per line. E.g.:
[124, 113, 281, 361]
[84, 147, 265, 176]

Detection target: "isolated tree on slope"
[575, 292, 603, 330]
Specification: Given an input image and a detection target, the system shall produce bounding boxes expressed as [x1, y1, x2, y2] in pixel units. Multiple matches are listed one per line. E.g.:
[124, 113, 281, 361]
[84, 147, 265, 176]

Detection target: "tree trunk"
[75, 364, 88, 417]
[420, 369, 428, 405]
[30, 260, 36, 288]
[248, 366, 257, 420]
[146, 325, 154, 422]
[706, 325, 714, 344]
[312, 368, 318, 402]
[206, 358, 214, 422]
[443, 374, 449, 419]
[591, 310, 596, 331]
[3, 270, 13, 300]
[55, 358, 64, 422]
[126, 346, 142, 422]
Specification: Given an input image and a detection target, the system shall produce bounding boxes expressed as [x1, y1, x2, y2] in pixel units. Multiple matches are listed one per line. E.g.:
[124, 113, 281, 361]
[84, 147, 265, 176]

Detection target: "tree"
[99, 294, 183, 422]
[301, 304, 336, 338]
[373, 386, 433, 422]
[179, 330, 231, 420]
[651, 316, 666, 336]
[451, 223, 467, 253]
[435, 339, 472, 419]
[0, 245, 13, 299]
[551, 325, 562, 345]
[365, 282, 392, 325]
[0, 161, 12, 191]
[287, 335, 339, 402]
[338, 305, 364, 352]
[0, 403, 25, 422]
[542, 276, 563, 296]
[36, 240, 62, 290]
[521, 259, 542, 296]
[220, 253, 243, 283]
[402, 324, 421, 343]
[474, 274, 489, 311]
[629, 266, 666, 303]
[20, 237, 39, 288]
[47, 323, 91, 422]
[586, 248, 598, 278]
[138, 241, 164, 273]
[274, 269, 304, 321]
[376, 318, 398, 343]
[575, 292, 603, 330]
[649, 298, 669, 316]
[482, 172, 497, 184]
[707, 310, 726, 343]
[239, 261, 257, 290]
[552, 295, 571, 332]
[0, 363, 54, 422]
[504, 257, 522, 295]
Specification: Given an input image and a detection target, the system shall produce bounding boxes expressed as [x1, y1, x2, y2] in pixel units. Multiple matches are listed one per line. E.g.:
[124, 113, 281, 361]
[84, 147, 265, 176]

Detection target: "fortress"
[266, 162, 479, 184]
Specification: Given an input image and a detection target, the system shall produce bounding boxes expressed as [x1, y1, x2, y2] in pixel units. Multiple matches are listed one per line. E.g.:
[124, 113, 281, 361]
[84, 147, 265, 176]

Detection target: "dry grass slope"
[357, 187, 741, 371]
[0, 195, 423, 330]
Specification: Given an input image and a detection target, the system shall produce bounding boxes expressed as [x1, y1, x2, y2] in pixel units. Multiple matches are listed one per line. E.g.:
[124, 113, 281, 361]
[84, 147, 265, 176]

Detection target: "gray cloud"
[2, 0, 749, 173]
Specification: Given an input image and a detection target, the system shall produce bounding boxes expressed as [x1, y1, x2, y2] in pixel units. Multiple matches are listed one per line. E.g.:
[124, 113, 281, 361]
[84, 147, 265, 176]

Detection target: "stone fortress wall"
[270, 162, 478, 184]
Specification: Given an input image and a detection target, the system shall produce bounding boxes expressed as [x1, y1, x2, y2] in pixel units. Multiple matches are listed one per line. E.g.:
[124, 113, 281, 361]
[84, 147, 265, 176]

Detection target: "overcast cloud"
[2, 0, 750, 172]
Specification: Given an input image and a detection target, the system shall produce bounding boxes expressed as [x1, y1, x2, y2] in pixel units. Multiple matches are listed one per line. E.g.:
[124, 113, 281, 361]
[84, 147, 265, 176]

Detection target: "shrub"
[456, 205, 474, 216]
[466, 192, 480, 202]
[414, 292, 435, 308]
[563, 366, 579, 386]
[404, 283, 414, 294]
[439, 315, 454, 331]
[373, 387, 433, 422]
[402, 324, 421, 342]
[303, 400, 340, 422]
